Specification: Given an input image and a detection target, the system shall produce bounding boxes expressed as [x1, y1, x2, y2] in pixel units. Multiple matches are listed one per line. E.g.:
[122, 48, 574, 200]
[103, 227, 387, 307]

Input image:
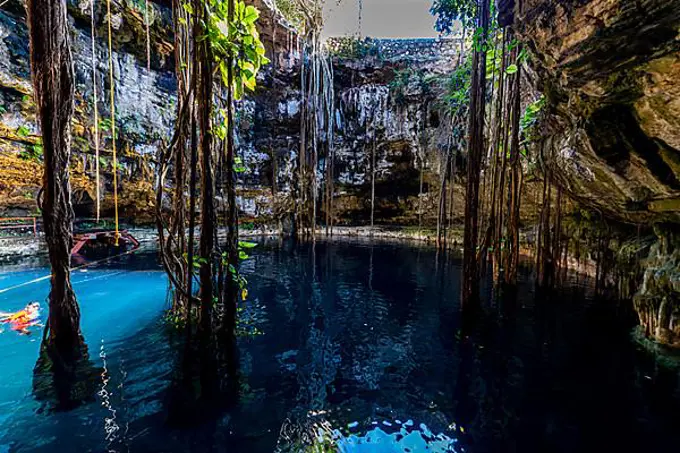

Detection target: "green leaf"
[243, 75, 256, 91]
[16, 125, 30, 137]
[234, 80, 244, 100]
[243, 5, 259, 24]
[505, 64, 518, 75]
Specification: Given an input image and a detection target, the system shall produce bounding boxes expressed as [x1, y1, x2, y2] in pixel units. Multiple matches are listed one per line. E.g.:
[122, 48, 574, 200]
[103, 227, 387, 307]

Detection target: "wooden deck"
[71, 230, 140, 255]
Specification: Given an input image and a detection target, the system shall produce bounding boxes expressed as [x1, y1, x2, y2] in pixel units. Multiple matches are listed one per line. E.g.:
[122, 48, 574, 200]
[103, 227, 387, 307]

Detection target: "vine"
[155, 0, 269, 338]
[205, 0, 270, 100]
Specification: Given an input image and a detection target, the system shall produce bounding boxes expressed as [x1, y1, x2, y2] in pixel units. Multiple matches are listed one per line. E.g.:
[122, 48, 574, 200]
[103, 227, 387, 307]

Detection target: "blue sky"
[323, 0, 438, 38]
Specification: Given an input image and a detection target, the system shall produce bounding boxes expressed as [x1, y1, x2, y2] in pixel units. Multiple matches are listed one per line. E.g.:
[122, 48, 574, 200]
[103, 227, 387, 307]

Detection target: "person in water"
[0, 302, 41, 335]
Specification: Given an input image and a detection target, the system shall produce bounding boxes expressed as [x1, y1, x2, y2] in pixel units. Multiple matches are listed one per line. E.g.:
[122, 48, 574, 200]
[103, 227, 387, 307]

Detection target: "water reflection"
[1, 240, 679, 452]
[278, 411, 460, 452]
[31, 338, 101, 414]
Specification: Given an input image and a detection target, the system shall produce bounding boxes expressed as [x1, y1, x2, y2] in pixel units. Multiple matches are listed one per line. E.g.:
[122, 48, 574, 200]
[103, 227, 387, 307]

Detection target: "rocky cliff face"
[511, 0, 680, 224]
[0, 0, 463, 228]
[3, 0, 677, 231]
[0, 0, 176, 220]
[505, 0, 680, 347]
[633, 226, 680, 347]
[231, 37, 463, 226]
[330, 39, 460, 225]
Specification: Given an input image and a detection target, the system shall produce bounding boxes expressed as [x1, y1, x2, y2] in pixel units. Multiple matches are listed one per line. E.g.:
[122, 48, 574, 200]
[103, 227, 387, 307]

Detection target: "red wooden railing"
[0, 217, 39, 237]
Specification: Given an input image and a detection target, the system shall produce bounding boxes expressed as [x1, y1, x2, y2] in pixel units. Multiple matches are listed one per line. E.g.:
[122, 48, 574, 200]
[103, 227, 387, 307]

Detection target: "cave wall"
[509, 0, 680, 224]
[0, 0, 464, 229]
[0, 0, 177, 220]
[237, 37, 463, 226]
[503, 0, 680, 347]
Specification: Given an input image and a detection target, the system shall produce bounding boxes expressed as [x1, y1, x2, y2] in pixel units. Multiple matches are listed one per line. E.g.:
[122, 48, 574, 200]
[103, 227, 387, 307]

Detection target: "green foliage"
[234, 240, 257, 261]
[0, 105, 6, 114]
[485, 36, 528, 81]
[273, 0, 305, 30]
[389, 69, 410, 105]
[517, 46, 529, 64]
[390, 69, 410, 91]
[430, 0, 477, 33]
[19, 143, 43, 162]
[127, 0, 154, 17]
[99, 117, 118, 141]
[221, 254, 248, 295]
[203, 0, 270, 101]
[484, 39, 501, 80]
[443, 56, 472, 114]
[212, 109, 229, 140]
[164, 310, 187, 329]
[16, 125, 31, 137]
[99, 118, 112, 131]
[389, 69, 433, 106]
[234, 156, 247, 173]
[520, 95, 545, 144]
[73, 136, 90, 152]
[180, 253, 209, 277]
[472, 25, 492, 52]
[193, 255, 209, 271]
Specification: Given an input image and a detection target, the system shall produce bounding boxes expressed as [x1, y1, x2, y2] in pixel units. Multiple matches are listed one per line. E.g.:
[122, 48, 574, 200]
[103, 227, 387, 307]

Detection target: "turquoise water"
[0, 240, 679, 452]
[0, 254, 170, 452]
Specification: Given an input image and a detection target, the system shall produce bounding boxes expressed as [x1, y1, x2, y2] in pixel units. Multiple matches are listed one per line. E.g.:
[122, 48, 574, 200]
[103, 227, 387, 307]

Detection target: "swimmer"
[0, 302, 41, 335]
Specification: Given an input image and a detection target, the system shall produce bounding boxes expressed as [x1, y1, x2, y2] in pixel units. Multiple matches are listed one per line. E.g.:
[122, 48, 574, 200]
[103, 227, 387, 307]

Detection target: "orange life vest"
[2, 310, 30, 324]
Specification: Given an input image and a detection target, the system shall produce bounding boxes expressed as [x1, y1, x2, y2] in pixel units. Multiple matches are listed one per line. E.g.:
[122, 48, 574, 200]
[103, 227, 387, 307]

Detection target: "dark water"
[1, 239, 679, 452]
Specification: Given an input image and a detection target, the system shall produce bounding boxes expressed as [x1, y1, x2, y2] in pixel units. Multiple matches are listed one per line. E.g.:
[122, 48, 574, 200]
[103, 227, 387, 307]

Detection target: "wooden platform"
[71, 230, 140, 255]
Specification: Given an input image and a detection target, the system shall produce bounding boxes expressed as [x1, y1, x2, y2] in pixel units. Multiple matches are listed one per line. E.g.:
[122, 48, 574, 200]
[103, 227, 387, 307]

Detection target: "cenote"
[1, 239, 679, 453]
[2, 0, 680, 451]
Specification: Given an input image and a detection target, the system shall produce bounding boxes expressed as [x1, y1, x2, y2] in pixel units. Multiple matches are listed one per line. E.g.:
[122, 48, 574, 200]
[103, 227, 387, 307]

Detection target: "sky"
[322, 0, 438, 39]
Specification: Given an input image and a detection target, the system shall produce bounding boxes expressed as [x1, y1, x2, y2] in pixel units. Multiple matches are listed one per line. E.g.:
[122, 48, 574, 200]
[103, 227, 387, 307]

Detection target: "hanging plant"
[204, 0, 270, 100]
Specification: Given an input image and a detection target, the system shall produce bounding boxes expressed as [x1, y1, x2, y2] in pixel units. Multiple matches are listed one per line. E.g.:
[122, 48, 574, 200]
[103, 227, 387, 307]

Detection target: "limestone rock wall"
[0, 0, 176, 220]
[633, 226, 680, 347]
[501, 0, 680, 347]
[509, 0, 680, 224]
[1, 0, 462, 228]
[235, 37, 463, 227]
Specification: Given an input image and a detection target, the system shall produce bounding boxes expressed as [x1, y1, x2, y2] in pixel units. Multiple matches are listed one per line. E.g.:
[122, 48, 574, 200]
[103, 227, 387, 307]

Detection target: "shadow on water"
[32, 340, 101, 414]
[164, 330, 241, 429]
